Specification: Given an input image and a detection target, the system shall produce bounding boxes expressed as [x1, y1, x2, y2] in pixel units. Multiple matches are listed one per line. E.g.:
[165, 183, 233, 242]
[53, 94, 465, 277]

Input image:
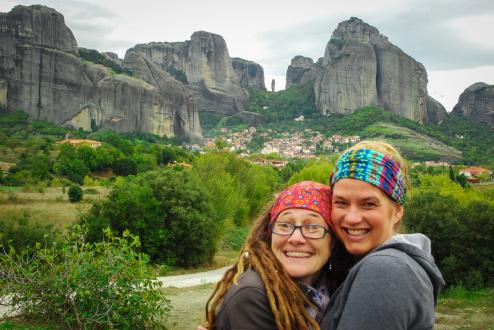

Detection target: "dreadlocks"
[204, 208, 350, 330]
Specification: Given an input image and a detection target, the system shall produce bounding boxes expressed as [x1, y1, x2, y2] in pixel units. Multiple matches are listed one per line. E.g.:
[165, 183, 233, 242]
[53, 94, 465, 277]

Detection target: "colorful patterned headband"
[329, 149, 407, 205]
[271, 181, 333, 231]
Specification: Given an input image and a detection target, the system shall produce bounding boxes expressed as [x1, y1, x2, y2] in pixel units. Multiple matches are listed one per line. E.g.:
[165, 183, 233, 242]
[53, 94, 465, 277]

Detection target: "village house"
[459, 167, 493, 179]
[56, 139, 102, 149]
[249, 127, 257, 132]
[294, 116, 304, 121]
[250, 158, 268, 165]
[266, 159, 289, 168]
[409, 162, 422, 168]
[220, 127, 228, 132]
[424, 161, 448, 167]
[171, 162, 193, 168]
[242, 129, 249, 133]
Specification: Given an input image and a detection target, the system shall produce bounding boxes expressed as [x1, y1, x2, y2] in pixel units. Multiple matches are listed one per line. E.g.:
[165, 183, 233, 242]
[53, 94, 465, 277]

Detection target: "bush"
[403, 191, 494, 289]
[0, 225, 170, 328]
[0, 209, 57, 253]
[83, 168, 219, 267]
[84, 188, 100, 195]
[68, 184, 83, 203]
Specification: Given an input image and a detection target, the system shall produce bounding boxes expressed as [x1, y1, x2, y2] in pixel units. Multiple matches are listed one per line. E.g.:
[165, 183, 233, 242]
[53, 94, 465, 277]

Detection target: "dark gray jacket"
[213, 267, 323, 330]
[322, 234, 445, 330]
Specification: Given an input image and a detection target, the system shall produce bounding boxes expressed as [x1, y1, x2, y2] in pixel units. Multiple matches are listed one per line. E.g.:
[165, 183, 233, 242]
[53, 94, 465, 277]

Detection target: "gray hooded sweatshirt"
[321, 234, 445, 330]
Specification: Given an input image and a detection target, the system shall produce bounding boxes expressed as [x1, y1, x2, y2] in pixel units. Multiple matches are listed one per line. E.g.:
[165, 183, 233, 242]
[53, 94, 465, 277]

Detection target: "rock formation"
[127, 32, 250, 116]
[0, 5, 201, 140]
[230, 111, 268, 127]
[231, 58, 266, 91]
[294, 17, 448, 124]
[103, 52, 122, 66]
[271, 79, 275, 92]
[285, 56, 322, 89]
[452, 83, 494, 126]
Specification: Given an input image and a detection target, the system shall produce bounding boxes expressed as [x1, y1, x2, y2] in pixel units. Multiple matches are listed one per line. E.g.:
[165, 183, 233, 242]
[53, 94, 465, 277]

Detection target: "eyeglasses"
[269, 221, 333, 239]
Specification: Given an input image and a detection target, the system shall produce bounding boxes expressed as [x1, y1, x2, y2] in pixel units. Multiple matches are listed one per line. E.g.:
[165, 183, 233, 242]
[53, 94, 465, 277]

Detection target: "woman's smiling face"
[331, 178, 403, 260]
[271, 208, 332, 286]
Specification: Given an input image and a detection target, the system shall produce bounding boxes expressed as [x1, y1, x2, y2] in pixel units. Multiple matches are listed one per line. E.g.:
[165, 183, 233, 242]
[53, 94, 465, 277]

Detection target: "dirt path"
[164, 285, 215, 330]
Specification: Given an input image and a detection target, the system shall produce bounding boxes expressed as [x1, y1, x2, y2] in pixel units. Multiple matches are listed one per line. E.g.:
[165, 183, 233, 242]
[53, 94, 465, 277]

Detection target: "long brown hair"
[204, 208, 351, 329]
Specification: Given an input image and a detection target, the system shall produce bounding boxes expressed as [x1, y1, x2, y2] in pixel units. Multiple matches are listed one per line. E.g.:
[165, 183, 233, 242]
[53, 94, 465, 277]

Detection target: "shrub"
[83, 175, 94, 186]
[0, 226, 171, 328]
[220, 226, 250, 251]
[0, 209, 57, 253]
[83, 168, 219, 267]
[403, 191, 494, 289]
[84, 188, 100, 195]
[51, 178, 61, 187]
[68, 184, 83, 203]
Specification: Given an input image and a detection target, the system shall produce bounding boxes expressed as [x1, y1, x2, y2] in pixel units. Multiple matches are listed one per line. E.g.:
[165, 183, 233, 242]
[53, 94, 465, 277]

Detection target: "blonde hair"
[204, 209, 335, 330]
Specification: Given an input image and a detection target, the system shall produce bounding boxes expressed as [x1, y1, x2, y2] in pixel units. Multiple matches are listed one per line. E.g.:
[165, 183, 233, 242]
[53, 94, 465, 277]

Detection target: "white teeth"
[347, 229, 368, 236]
[286, 252, 311, 258]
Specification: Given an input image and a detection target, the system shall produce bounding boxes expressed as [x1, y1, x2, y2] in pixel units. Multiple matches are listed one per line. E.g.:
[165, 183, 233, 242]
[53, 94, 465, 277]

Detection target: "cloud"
[0, 0, 135, 54]
[253, 0, 494, 77]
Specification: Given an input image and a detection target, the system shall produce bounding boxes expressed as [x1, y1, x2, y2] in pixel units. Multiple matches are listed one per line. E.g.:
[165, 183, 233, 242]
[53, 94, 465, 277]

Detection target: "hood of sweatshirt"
[370, 233, 445, 304]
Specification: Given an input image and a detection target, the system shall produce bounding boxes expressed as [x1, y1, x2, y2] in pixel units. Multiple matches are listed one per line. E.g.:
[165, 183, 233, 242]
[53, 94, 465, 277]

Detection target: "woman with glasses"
[324, 141, 445, 329]
[201, 181, 351, 330]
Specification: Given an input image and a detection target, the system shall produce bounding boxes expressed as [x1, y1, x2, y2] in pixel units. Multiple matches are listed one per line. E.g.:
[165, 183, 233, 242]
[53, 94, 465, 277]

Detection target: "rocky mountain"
[285, 56, 322, 89]
[103, 52, 122, 66]
[0, 5, 201, 140]
[452, 83, 494, 126]
[231, 58, 266, 91]
[288, 17, 448, 125]
[127, 32, 251, 116]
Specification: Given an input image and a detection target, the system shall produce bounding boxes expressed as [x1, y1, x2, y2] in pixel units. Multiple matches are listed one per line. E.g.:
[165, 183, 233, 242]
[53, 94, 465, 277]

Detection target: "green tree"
[4, 137, 22, 152]
[83, 168, 219, 266]
[288, 161, 334, 186]
[192, 152, 245, 226]
[91, 145, 123, 172]
[76, 142, 95, 171]
[105, 133, 134, 156]
[113, 157, 138, 176]
[68, 184, 83, 203]
[449, 166, 456, 183]
[162, 146, 176, 164]
[31, 157, 51, 181]
[90, 118, 99, 132]
[403, 191, 494, 289]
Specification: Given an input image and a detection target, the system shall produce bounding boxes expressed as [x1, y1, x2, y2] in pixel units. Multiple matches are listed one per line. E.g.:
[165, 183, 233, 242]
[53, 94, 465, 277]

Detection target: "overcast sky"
[0, 0, 493, 111]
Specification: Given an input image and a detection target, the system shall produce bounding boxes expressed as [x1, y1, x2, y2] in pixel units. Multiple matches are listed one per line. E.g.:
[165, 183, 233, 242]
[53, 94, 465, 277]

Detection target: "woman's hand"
[197, 326, 207, 330]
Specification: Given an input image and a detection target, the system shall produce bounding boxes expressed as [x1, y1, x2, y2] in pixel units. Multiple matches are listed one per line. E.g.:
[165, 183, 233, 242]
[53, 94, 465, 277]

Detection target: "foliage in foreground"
[0, 226, 170, 329]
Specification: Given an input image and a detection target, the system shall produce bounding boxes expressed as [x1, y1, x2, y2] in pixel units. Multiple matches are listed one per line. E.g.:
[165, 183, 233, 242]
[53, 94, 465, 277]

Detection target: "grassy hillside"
[359, 122, 462, 162]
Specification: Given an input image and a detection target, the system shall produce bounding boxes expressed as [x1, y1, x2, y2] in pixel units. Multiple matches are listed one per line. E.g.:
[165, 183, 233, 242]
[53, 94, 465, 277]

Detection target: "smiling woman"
[201, 181, 351, 330]
[324, 141, 445, 330]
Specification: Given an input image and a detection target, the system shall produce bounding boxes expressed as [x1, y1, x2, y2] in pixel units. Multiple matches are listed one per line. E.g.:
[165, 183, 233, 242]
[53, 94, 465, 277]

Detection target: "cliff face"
[311, 17, 447, 124]
[231, 58, 266, 91]
[128, 31, 250, 116]
[452, 83, 494, 126]
[285, 56, 322, 89]
[0, 5, 201, 140]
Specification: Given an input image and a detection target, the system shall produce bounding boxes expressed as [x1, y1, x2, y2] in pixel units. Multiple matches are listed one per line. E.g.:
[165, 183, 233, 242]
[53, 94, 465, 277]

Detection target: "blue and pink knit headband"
[329, 149, 407, 205]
